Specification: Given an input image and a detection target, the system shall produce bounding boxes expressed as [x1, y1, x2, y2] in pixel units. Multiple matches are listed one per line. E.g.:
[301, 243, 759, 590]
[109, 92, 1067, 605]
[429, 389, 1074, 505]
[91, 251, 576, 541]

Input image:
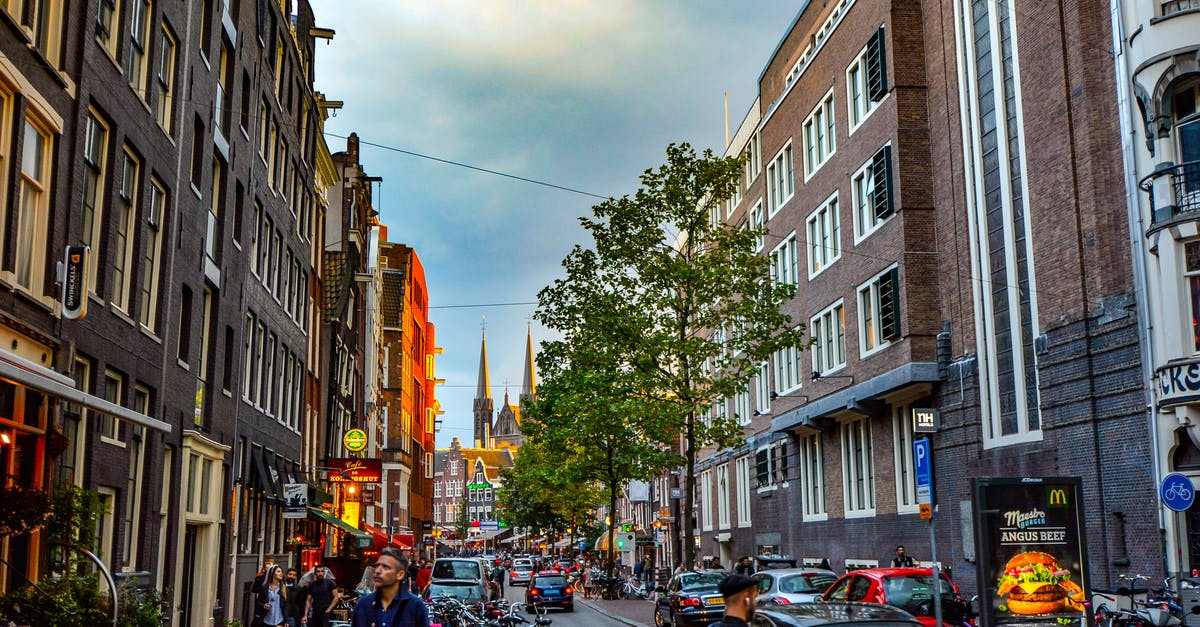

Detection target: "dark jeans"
[308, 612, 332, 627]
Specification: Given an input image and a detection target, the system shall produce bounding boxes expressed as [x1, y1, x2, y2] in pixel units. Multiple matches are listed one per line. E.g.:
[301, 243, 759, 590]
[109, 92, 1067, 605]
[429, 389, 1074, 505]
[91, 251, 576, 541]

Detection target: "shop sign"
[1156, 360, 1200, 407]
[61, 246, 89, 320]
[361, 485, 376, 506]
[972, 477, 1090, 627]
[913, 407, 940, 433]
[283, 483, 307, 519]
[343, 428, 368, 452]
[326, 457, 382, 482]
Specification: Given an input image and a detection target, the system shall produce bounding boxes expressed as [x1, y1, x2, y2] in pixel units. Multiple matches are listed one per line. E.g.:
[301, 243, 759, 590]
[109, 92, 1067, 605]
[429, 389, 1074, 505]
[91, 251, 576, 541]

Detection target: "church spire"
[520, 323, 537, 402]
[473, 319, 494, 448]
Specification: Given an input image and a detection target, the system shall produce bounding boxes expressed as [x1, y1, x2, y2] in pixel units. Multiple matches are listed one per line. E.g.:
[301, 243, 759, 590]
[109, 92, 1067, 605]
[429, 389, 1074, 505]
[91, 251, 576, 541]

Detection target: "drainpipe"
[1109, 0, 1167, 566]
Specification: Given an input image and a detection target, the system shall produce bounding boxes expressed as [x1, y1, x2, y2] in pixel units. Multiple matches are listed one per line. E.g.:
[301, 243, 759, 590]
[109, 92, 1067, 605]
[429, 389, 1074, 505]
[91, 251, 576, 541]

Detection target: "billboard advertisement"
[972, 477, 1090, 627]
[326, 457, 382, 482]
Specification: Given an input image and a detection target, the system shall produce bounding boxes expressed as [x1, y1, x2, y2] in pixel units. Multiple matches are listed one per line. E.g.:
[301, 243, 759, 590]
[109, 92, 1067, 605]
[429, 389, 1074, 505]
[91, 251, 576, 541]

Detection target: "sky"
[308, 1, 800, 448]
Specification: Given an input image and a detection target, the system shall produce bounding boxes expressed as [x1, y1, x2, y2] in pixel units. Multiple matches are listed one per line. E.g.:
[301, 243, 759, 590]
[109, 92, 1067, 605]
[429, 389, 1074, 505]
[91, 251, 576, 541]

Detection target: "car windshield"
[680, 572, 725, 591]
[432, 561, 481, 580]
[534, 576, 568, 587]
[428, 582, 485, 601]
[780, 573, 838, 594]
[883, 575, 956, 613]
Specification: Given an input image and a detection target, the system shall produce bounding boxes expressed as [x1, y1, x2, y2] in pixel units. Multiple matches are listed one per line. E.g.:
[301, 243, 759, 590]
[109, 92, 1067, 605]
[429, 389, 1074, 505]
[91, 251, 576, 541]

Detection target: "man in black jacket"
[712, 574, 758, 627]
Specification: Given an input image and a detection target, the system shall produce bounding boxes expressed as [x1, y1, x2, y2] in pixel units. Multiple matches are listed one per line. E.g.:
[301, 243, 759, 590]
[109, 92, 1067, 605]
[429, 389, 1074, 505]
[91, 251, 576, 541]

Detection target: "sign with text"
[913, 407, 940, 433]
[972, 477, 1090, 627]
[61, 246, 90, 320]
[283, 483, 307, 519]
[913, 437, 933, 506]
[326, 458, 382, 483]
[343, 428, 368, 452]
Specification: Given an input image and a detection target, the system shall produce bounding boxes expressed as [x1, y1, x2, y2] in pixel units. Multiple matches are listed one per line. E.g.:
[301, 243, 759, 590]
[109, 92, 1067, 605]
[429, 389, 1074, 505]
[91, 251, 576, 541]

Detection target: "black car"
[526, 573, 574, 612]
[654, 571, 727, 626]
[751, 602, 923, 627]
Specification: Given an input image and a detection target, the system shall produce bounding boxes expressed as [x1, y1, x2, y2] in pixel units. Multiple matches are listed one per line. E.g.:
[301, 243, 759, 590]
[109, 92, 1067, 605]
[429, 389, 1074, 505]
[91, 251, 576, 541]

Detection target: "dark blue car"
[526, 573, 574, 612]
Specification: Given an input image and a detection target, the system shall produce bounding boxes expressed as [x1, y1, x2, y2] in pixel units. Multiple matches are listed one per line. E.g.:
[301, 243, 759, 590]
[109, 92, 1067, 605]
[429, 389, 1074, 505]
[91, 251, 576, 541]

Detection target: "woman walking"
[252, 564, 289, 627]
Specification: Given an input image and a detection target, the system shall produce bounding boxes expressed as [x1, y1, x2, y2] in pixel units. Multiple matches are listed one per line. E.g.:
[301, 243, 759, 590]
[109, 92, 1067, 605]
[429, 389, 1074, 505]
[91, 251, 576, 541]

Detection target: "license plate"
[547, 589, 559, 594]
[705, 598, 724, 606]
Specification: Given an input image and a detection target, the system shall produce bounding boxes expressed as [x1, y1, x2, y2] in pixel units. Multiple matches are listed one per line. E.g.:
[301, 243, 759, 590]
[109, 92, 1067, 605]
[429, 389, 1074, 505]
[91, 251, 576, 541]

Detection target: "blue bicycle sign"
[1161, 473, 1196, 512]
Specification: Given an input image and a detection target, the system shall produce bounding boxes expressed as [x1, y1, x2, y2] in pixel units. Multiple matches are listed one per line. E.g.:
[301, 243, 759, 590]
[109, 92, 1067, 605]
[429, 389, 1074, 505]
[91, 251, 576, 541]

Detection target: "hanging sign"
[343, 428, 368, 452]
[61, 246, 89, 320]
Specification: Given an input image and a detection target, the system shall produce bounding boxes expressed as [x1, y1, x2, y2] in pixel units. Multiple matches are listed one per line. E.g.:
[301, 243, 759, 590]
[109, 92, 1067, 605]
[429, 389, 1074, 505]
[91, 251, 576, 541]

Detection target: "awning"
[0, 348, 172, 433]
[362, 522, 413, 549]
[500, 532, 527, 544]
[771, 362, 940, 433]
[308, 507, 372, 545]
[251, 448, 280, 501]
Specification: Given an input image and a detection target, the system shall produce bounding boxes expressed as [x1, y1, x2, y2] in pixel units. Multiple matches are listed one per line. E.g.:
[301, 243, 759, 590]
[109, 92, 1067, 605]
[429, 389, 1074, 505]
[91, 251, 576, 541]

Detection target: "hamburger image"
[995, 552, 1085, 615]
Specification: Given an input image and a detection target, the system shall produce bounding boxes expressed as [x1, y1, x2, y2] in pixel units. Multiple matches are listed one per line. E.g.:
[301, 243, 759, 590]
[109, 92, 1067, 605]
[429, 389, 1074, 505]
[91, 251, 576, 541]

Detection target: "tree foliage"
[496, 436, 601, 538]
[535, 143, 808, 569]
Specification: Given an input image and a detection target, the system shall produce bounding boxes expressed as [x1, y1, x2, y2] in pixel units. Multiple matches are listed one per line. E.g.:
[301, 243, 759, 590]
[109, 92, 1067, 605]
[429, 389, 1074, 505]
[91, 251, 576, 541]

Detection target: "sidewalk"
[579, 596, 656, 627]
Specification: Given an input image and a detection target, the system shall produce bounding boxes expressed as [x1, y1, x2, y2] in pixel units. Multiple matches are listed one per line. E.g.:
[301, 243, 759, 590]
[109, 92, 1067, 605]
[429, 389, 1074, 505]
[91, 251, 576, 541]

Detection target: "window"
[811, 301, 846, 376]
[733, 386, 751, 426]
[717, 465, 731, 530]
[754, 361, 771, 415]
[847, 28, 887, 131]
[852, 146, 895, 241]
[434, 482, 442, 498]
[127, 0, 151, 95]
[177, 285, 192, 364]
[773, 342, 802, 395]
[1188, 242, 1200, 351]
[859, 266, 900, 356]
[766, 142, 794, 216]
[155, 24, 177, 131]
[806, 193, 841, 276]
[96, 0, 120, 59]
[841, 417, 875, 516]
[735, 456, 752, 527]
[749, 201, 765, 251]
[124, 386, 149, 567]
[100, 369, 123, 442]
[769, 232, 798, 290]
[800, 433, 826, 519]
[215, 42, 232, 135]
[112, 149, 139, 312]
[242, 312, 256, 400]
[15, 116, 51, 294]
[81, 110, 109, 293]
[954, 0, 1040, 446]
[745, 131, 762, 185]
[755, 442, 788, 489]
[138, 179, 166, 331]
[196, 288, 214, 424]
[96, 487, 116, 570]
[803, 92, 836, 178]
[699, 470, 712, 531]
[893, 404, 919, 513]
[12, 1, 65, 66]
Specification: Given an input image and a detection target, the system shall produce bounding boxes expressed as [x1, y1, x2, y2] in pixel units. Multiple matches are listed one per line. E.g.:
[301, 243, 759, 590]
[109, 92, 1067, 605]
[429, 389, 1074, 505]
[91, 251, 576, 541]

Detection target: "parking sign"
[914, 438, 932, 506]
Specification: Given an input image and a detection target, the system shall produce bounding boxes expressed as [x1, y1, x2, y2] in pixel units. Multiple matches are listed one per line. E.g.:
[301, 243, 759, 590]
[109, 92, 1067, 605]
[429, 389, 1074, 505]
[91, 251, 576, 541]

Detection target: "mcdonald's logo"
[1047, 487, 1069, 508]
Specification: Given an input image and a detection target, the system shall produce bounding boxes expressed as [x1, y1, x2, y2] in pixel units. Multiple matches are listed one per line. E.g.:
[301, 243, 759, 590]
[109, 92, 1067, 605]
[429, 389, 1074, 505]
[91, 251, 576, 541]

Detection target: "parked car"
[526, 572, 574, 612]
[425, 579, 490, 603]
[511, 563, 535, 586]
[751, 601, 923, 627]
[654, 570, 727, 626]
[753, 568, 839, 605]
[431, 558, 484, 583]
[820, 568, 972, 627]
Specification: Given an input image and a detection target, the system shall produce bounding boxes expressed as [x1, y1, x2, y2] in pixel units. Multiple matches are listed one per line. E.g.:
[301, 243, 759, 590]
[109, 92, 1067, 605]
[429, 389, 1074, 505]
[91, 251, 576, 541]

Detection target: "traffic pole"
[930, 516, 942, 627]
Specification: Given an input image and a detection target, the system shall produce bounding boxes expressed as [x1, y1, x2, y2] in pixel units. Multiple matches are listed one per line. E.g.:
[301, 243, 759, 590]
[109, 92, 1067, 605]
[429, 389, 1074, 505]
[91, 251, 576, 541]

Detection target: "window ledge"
[802, 513, 828, 522]
[138, 326, 162, 344]
[844, 509, 877, 519]
[101, 435, 127, 448]
[756, 485, 779, 495]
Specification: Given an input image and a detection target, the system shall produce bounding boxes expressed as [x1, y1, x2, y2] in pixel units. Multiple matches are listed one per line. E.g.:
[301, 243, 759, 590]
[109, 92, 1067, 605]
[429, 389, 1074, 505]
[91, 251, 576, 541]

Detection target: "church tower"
[473, 326, 493, 448]
[519, 325, 537, 406]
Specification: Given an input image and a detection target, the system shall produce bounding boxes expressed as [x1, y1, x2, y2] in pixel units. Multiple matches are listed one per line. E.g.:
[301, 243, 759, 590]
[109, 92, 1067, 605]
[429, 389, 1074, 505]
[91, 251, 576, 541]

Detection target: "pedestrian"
[492, 562, 508, 598]
[351, 547, 429, 627]
[891, 545, 915, 568]
[303, 565, 341, 627]
[818, 558, 832, 572]
[251, 565, 288, 627]
[416, 560, 432, 596]
[633, 555, 645, 583]
[712, 573, 758, 627]
[284, 568, 304, 627]
[734, 556, 755, 576]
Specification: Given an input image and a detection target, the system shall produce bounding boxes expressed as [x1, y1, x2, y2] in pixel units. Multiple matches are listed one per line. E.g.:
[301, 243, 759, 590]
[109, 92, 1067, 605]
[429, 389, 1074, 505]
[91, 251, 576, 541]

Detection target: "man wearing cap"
[713, 573, 759, 627]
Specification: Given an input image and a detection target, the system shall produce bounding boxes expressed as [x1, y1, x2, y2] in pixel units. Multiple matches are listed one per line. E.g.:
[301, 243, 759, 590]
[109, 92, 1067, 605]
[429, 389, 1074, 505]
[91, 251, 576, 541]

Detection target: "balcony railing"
[1140, 160, 1200, 227]
[1163, 0, 1200, 17]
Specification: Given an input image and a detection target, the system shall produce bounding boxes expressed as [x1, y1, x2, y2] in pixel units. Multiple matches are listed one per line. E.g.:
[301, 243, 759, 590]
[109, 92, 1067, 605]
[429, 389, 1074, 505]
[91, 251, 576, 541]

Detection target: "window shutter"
[879, 267, 901, 341]
[871, 145, 894, 220]
[866, 27, 888, 102]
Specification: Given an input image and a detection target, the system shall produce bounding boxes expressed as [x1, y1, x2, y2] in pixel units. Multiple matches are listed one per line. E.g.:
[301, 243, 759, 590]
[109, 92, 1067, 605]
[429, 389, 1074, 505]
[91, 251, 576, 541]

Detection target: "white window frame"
[773, 343, 802, 396]
[754, 361, 771, 415]
[700, 470, 713, 532]
[750, 200, 765, 251]
[811, 300, 846, 376]
[13, 113, 52, 298]
[769, 231, 799, 290]
[112, 148, 140, 313]
[841, 417, 875, 517]
[806, 192, 841, 278]
[847, 37, 885, 133]
[800, 433, 827, 520]
[735, 456, 752, 527]
[717, 464, 731, 530]
[733, 386, 751, 426]
[893, 404, 919, 514]
[100, 369, 125, 445]
[852, 144, 894, 243]
[766, 142, 795, 217]
[858, 264, 899, 358]
[803, 90, 837, 180]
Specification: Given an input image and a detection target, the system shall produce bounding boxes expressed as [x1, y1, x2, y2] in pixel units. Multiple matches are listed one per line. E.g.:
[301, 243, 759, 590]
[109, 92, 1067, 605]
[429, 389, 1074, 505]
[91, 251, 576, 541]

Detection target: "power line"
[430, 301, 538, 310]
[323, 132, 612, 201]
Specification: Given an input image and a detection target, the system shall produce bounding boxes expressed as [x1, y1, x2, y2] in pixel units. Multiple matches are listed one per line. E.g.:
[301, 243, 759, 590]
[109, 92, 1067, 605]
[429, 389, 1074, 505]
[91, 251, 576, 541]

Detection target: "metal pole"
[930, 519, 942, 627]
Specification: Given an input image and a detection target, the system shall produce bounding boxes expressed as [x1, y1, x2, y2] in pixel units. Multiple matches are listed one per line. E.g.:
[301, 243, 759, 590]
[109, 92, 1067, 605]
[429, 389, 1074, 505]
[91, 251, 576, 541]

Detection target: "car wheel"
[654, 609, 666, 627]
[565, 604, 574, 613]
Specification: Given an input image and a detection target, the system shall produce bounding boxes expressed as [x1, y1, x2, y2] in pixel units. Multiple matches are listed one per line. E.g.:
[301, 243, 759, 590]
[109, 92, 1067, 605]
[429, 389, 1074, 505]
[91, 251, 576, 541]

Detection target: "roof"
[433, 450, 448, 473]
[380, 270, 405, 327]
[322, 251, 349, 321]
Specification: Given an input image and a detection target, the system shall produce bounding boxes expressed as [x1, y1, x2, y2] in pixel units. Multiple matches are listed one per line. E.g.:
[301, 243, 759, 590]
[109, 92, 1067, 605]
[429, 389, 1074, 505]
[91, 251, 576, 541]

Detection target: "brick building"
[681, 0, 1160, 593]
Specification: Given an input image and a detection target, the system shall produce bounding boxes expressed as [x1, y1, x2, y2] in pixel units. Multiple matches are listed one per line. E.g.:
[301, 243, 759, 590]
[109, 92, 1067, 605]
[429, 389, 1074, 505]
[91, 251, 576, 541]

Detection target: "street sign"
[480, 520, 500, 530]
[919, 503, 933, 520]
[914, 437, 932, 505]
[670, 488, 682, 500]
[913, 408, 940, 433]
[1161, 472, 1195, 512]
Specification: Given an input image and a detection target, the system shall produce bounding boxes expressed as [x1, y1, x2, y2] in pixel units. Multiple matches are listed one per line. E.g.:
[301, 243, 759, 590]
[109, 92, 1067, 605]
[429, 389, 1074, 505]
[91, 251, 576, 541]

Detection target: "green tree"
[536, 143, 807, 570]
[455, 494, 470, 552]
[497, 437, 602, 545]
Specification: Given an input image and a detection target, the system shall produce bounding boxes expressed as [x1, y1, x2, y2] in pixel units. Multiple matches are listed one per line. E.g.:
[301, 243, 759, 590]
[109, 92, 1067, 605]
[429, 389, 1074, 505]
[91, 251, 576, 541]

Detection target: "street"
[500, 582, 650, 627]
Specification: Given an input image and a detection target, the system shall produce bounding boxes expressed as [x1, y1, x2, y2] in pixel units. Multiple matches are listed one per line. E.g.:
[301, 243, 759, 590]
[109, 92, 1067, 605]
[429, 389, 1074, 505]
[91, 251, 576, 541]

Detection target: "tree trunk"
[683, 410, 696, 571]
[607, 473, 618, 598]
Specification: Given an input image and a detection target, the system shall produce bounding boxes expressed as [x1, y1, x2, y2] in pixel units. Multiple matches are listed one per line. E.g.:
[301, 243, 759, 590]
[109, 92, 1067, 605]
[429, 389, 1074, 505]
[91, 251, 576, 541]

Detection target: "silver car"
[510, 564, 535, 586]
[753, 568, 839, 605]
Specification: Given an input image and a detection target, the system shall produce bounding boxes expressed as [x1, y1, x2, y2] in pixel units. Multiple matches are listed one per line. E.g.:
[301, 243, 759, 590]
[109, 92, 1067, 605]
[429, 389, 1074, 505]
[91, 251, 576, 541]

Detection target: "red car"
[820, 567, 973, 627]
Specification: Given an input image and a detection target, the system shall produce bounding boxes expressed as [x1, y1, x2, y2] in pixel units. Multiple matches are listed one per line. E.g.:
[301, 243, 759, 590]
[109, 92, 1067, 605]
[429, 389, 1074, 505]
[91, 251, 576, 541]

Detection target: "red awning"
[362, 523, 413, 549]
